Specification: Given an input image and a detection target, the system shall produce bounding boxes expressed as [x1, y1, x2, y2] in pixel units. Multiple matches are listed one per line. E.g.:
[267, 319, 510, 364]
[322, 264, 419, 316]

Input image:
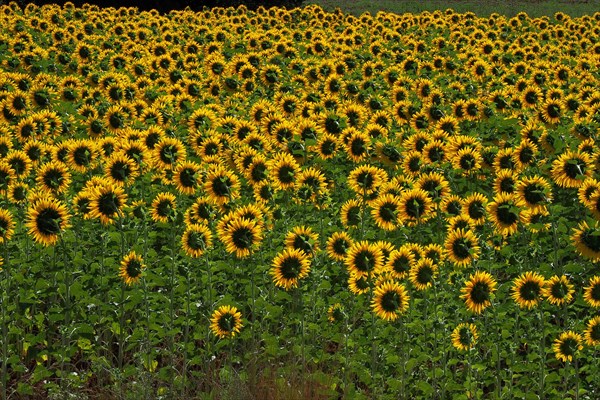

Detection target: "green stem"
[1, 241, 8, 400]
[538, 308, 545, 399]
[118, 282, 126, 372]
[182, 269, 191, 397]
[574, 358, 579, 400]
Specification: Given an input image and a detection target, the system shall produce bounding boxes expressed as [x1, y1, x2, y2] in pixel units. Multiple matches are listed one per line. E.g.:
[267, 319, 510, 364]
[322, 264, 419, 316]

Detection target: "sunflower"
[7, 182, 29, 205]
[26, 198, 70, 246]
[461, 271, 497, 314]
[267, 152, 299, 191]
[553, 331, 583, 362]
[463, 193, 488, 226]
[89, 182, 128, 225]
[371, 280, 410, 321]
[583, 276, 600, 308]
[511, 271, 545, 309]
[210, 305, 243, 339]
[370, 194, 401, 231]
[314, 133, 339, 160]
[423, 140, 447, 164]
[345, 240, 384, 278]
[512, 139, 538, 170]
[153, 137, 186, 170]
[218, 217, 263, 258]
[550, 151, 592, 188]
[452, 147, 482, 176]
[344, 129, 371, 163]
[402, 150, 425, 177]
[440, 194, 463, 217]
[416, 172, 450, 204]
[0, 209, 15, 243]
[270, 248, 311, 290]
[516, 176, 553, 210]
[67, 139, 96, 173]
[203, 165, 241, 205]
[104, 152, 139, 187]
[253, 181, 277, 204]
[170, 161, 200, 196]
[347, 164, 387, 196]
[386, 247, 415, 280]
[326, 231, 354, 261]
[584, 316, 600, 346]
[119, 251, 145, 286]
[423, 243, 444, 265]
[487, 193, 523, 237]
[572, 220, 600, 261]
[451, 323, 478, 351]
[542, 275, 575, 306]
[398, 188, 433, 226]
[493, 170, 518, 195]
[5, 150, 32, 179]
[540, 98, 563, 124]
[340, 198, 363, 229]
[285, 225, 319, 256]
[348, 272, 370, 295]
[36, 161, 71, 194]
[521, 206, 551, 233]
[327, 303, 345, 323]
[409, 258, 438, 291]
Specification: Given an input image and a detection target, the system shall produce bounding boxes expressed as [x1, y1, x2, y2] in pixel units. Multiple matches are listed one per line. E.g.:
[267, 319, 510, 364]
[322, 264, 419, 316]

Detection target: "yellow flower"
[210, 305, 243, 339]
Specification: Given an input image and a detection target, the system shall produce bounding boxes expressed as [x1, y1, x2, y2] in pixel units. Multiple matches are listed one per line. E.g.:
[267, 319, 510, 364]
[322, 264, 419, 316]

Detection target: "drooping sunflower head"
[511, 271, 545, 309]
[451, 323, 478, 352]
[553, 331, 583, 362]
[460, 271, 497, 314]
[119, 251, 145, 286]
[210, 305, 243, 339]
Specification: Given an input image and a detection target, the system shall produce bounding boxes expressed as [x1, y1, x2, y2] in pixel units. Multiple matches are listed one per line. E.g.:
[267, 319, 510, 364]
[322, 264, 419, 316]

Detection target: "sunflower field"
[0, 1, 599, 399]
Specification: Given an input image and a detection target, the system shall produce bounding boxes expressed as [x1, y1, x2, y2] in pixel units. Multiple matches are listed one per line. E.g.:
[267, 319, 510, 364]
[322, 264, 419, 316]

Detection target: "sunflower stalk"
[1, 240, 8, 400]
[538, 308, 546, 399]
